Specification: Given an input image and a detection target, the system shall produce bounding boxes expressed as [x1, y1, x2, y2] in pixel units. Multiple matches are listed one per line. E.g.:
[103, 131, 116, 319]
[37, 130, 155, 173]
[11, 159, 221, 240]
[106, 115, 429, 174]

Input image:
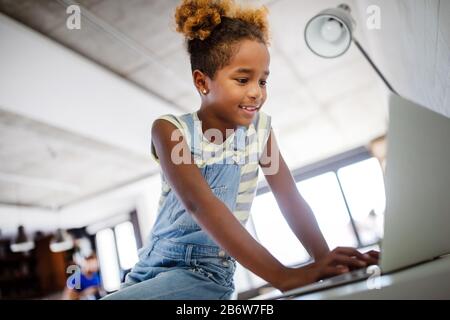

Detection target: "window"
[251, 192, 310, 266]
[297, 172, 359, 249]
[94, 217, 140, 292]
[337, 157, 385, 244]
[96, 229, 121, 292]
[114, 221, 139, 270]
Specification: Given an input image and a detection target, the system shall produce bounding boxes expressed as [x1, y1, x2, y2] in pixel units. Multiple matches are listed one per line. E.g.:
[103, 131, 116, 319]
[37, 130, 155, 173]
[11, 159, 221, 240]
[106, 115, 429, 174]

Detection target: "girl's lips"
[239, 105, 260, 116]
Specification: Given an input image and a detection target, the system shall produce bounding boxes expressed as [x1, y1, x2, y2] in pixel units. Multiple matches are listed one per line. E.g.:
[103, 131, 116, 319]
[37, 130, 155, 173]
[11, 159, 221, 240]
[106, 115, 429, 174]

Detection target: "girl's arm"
[259, 129, 330, 260]
[152, 120, 369, 292]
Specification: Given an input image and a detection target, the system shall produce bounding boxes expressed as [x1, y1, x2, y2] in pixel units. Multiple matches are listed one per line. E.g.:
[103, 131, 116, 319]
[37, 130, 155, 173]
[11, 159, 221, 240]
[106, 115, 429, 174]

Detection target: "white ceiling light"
[10, 225, 35, 253]
[49, 228, 74, 252]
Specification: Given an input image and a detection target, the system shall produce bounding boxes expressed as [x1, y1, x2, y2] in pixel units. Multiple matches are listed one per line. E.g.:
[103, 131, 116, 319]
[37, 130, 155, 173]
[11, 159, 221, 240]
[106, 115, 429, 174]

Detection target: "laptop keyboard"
[276, 267, 376, 299]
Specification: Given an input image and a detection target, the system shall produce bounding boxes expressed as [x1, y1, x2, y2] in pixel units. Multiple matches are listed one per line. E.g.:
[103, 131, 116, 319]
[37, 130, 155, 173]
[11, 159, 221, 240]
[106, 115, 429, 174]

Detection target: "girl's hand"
[311, 247, 380, 277]
[275, 247, 377, 292]
[362, 249, 380, 266]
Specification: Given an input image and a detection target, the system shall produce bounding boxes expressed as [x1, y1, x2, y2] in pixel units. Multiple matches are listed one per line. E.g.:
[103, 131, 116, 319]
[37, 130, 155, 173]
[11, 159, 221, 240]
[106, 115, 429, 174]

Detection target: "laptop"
[263, 93, 450, 300]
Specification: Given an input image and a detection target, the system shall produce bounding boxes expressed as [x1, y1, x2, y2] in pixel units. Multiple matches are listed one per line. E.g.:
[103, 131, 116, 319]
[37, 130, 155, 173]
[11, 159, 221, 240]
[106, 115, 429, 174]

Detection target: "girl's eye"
[235, 79, 268, 86]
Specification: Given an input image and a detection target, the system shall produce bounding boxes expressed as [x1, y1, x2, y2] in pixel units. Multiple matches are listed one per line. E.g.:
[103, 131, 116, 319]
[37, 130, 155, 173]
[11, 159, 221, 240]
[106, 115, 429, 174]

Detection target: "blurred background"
[0, 0, 448, 299]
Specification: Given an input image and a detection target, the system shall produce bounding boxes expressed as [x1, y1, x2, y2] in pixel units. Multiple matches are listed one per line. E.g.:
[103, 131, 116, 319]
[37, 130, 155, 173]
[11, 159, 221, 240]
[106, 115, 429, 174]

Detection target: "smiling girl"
[104, 0, 377, 300]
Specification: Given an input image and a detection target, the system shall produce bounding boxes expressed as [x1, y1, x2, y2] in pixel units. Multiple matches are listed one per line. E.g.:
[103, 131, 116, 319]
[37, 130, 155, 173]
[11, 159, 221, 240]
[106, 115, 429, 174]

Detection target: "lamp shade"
[50, 229, 74, 252]
[304, 4, 355, 58]
[10, 225, 35, 253]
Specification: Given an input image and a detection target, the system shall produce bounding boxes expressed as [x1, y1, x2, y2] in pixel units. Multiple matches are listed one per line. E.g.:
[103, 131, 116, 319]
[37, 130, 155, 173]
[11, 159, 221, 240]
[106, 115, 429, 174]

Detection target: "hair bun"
[234, 5, 270, 43]
[174, 0, 234, 41]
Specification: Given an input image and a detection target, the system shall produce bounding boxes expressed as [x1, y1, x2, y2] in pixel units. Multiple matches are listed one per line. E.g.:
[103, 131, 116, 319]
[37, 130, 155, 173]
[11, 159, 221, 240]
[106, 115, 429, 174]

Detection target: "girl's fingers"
[367, 250, 380, 258]
[364, 250, 380, 265]
[334, 247, 379, 265]
[336, 265, 349, 273]
[319, 266, 349, 280]
[334, 247, 368, 260]
[329, 253, 367, 269]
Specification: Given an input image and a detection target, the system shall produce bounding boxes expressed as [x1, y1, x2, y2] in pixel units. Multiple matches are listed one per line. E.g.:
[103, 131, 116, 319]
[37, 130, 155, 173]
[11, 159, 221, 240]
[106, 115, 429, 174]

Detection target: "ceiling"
[0, 108, 153, 209]
[0, 0, 387, 212]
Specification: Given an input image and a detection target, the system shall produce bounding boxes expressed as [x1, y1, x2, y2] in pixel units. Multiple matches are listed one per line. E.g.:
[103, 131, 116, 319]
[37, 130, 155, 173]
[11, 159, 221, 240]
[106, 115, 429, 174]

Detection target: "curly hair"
[174, 0, 270, 80]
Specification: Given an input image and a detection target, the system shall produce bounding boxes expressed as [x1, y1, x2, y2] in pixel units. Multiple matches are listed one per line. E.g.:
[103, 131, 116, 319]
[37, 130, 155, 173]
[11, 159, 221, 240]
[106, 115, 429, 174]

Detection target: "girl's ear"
[193, 69, 210, 95]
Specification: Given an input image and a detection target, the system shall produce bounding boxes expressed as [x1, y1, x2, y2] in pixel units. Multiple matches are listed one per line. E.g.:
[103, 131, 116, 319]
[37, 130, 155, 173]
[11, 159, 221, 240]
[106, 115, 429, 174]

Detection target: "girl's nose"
[248, 83, 263, 101]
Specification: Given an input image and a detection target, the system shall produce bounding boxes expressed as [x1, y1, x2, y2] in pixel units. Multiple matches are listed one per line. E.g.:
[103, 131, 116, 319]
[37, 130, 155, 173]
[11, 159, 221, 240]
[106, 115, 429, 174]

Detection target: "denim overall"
[104, 113, 249, 300]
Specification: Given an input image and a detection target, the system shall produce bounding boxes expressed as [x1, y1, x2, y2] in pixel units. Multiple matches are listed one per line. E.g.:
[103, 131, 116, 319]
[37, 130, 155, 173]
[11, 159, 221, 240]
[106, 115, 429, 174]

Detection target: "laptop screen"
[380, 94, 450, 273]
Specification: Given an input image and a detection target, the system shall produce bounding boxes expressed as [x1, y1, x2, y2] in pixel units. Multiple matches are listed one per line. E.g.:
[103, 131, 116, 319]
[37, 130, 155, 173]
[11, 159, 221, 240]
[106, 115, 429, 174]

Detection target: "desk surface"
[254, 255, 450, 300]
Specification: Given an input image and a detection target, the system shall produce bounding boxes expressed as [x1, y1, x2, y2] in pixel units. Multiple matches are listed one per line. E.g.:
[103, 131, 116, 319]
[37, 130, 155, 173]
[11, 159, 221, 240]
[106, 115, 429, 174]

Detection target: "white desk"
[254, 255, 450, 300]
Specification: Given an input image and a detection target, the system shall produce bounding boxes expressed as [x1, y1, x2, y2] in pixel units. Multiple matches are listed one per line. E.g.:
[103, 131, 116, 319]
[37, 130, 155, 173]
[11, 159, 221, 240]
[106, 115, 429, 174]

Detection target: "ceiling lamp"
[10, 225, 35, 253]
[49, 228, 74, 253]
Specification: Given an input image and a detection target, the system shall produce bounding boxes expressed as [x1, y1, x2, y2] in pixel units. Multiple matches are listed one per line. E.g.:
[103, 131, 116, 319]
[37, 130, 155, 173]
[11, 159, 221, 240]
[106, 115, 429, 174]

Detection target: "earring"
[202, 89, 207, 95]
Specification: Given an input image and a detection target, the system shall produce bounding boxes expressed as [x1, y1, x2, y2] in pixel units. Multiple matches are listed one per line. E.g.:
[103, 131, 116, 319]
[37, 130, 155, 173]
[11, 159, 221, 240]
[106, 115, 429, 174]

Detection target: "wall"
[355, 0, 450, 117]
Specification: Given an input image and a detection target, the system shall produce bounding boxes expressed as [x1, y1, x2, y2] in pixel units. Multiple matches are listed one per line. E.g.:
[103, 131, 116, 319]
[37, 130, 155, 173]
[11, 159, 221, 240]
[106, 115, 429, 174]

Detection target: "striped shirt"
[151, 111, 271, 225]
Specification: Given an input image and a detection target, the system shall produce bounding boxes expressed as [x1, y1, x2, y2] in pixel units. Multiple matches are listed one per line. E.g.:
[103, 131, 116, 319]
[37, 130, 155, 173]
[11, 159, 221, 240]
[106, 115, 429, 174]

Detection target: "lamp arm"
[353, 38, 398, 95]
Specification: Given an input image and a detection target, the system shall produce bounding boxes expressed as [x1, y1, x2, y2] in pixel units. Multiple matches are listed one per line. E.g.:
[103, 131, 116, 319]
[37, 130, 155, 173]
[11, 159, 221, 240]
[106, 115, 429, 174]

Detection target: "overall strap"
[179, 113, 202, 160]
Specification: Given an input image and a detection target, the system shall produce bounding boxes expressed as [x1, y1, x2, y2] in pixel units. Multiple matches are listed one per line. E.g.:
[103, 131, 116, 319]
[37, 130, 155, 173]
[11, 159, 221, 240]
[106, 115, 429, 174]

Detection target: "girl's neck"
[196, 107, 237, 144]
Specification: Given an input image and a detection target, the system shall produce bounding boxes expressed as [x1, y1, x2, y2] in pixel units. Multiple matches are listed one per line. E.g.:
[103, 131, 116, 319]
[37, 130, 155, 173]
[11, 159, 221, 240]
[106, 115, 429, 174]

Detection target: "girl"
[104, 0, 378, 300]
